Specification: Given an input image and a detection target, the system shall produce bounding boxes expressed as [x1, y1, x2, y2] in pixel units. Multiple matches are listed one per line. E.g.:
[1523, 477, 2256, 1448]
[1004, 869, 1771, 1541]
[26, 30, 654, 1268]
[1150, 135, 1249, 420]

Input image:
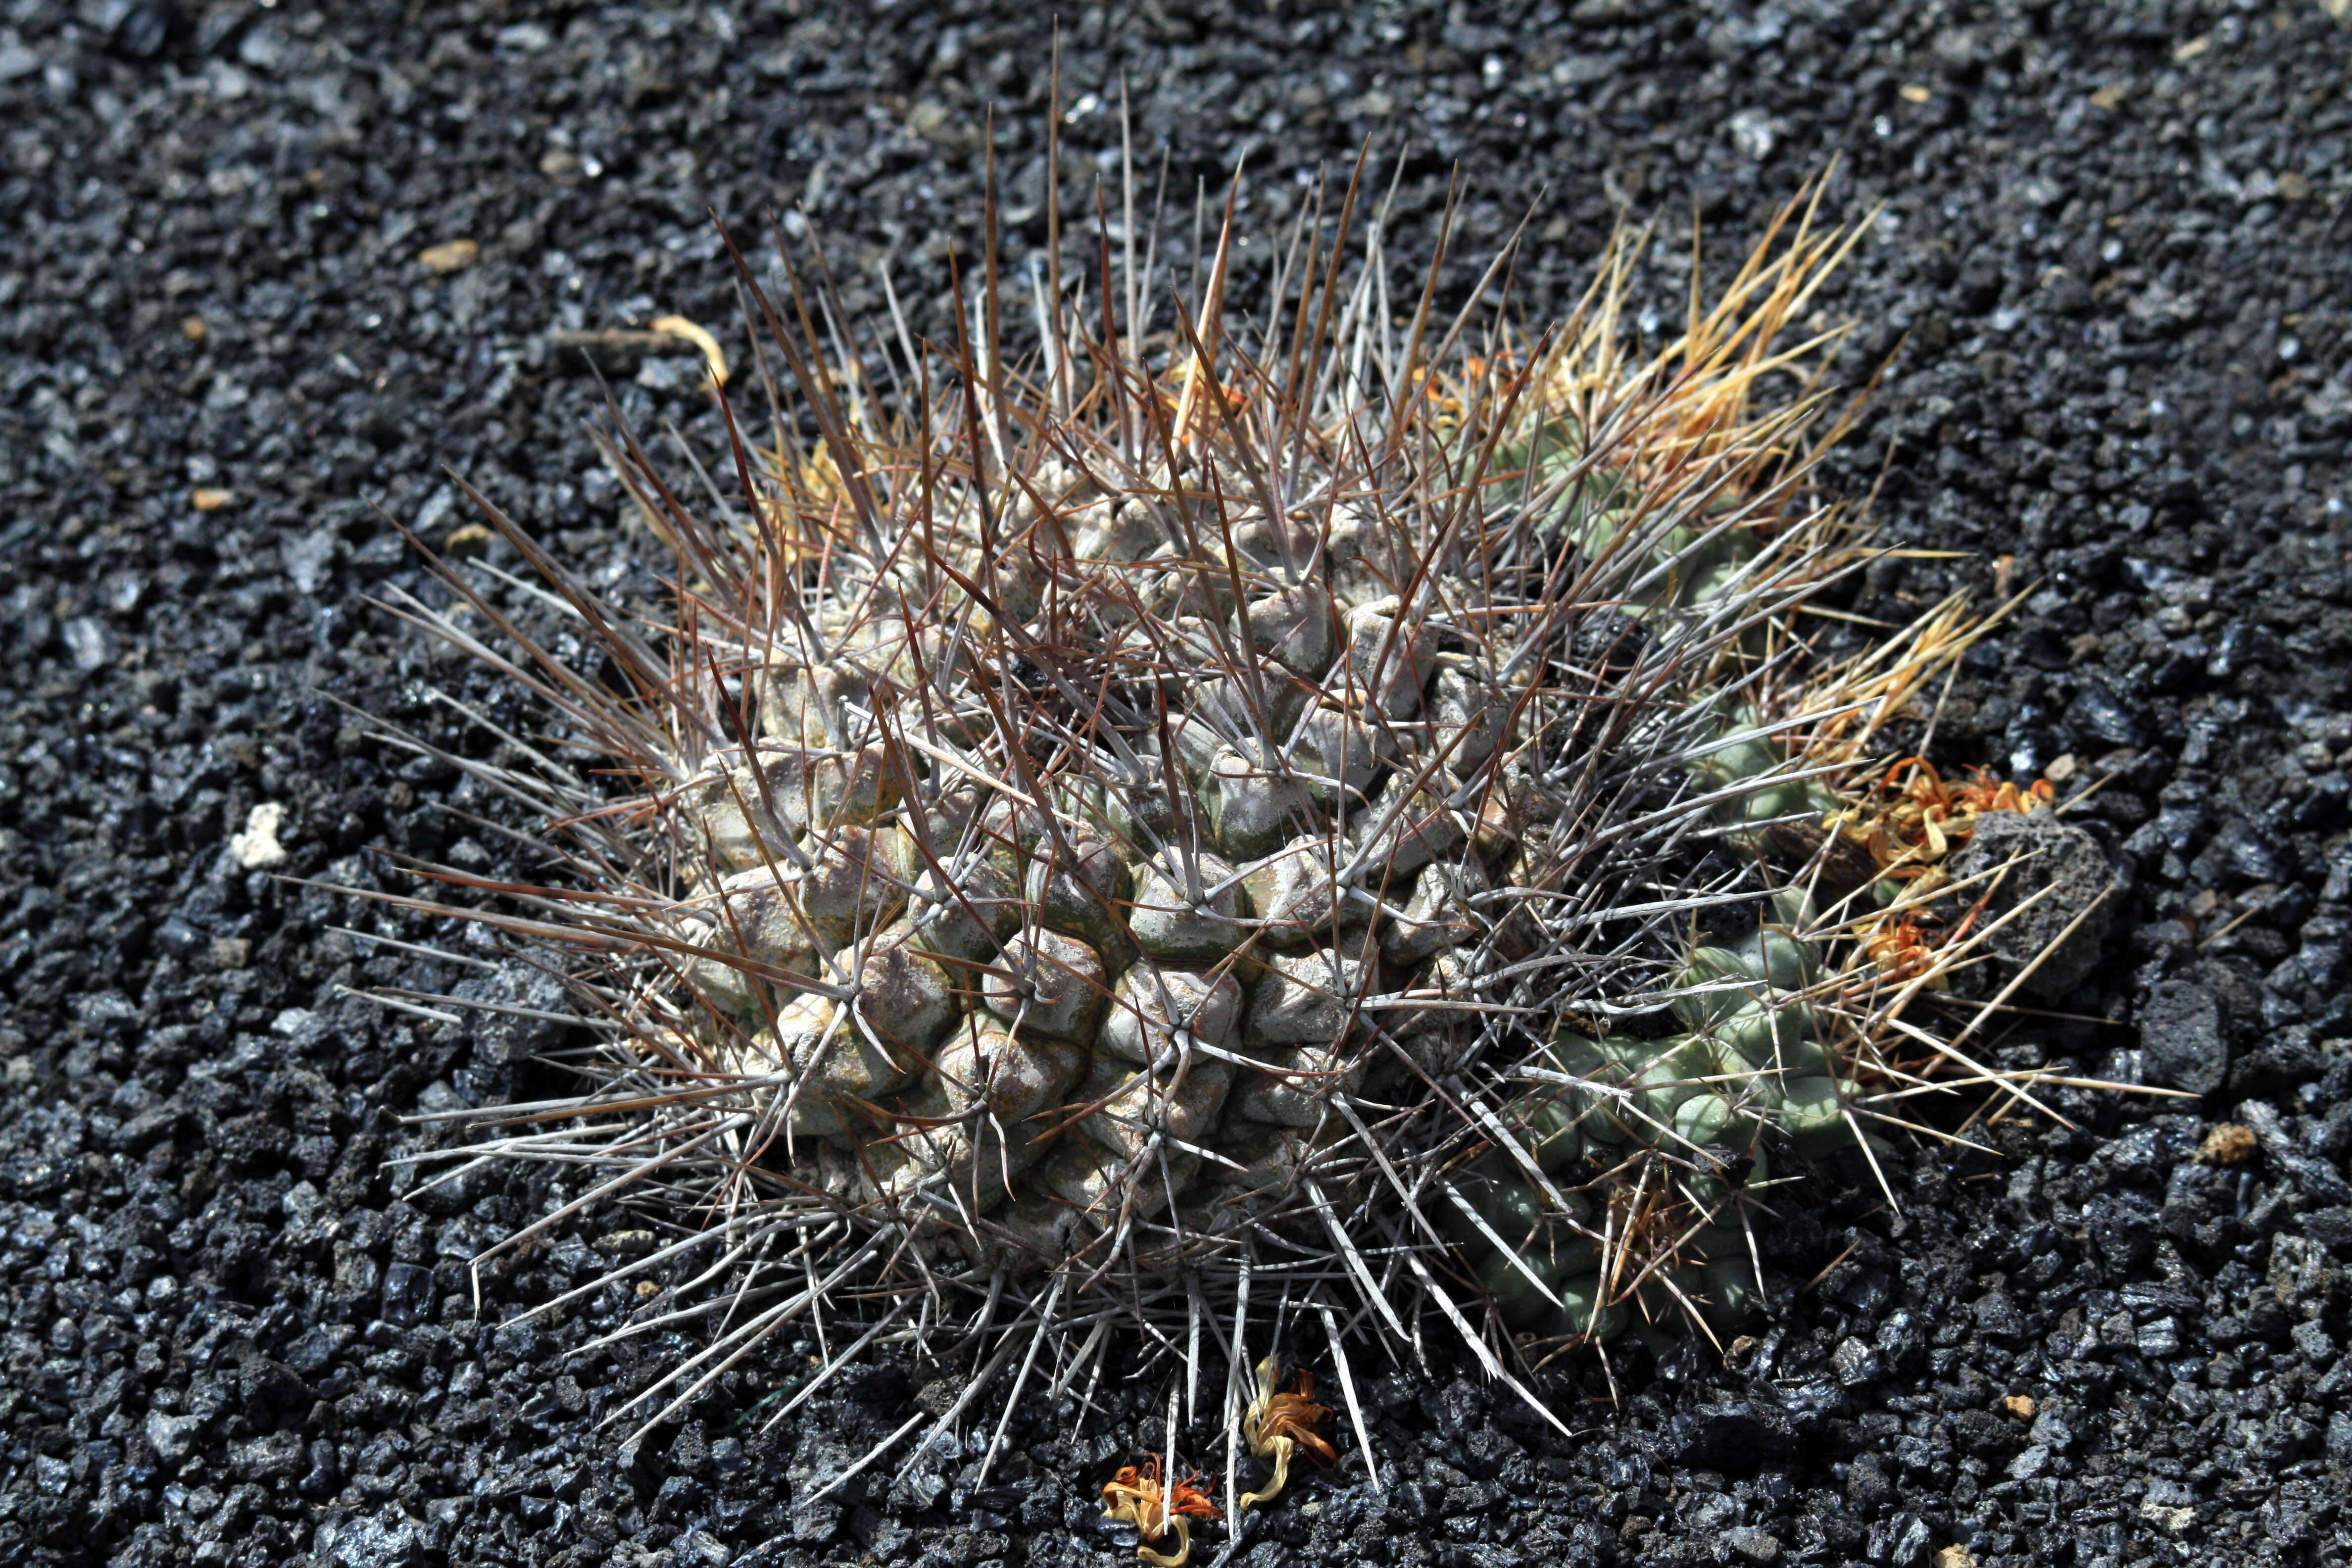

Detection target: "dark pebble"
[1942, 811, 2124, 998]
[2140, 978, 2230, 1094]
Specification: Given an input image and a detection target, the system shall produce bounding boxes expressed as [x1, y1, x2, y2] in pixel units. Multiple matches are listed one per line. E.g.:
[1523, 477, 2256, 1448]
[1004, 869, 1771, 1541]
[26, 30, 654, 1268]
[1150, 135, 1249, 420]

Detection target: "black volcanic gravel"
[5, 1, 2352, 1566]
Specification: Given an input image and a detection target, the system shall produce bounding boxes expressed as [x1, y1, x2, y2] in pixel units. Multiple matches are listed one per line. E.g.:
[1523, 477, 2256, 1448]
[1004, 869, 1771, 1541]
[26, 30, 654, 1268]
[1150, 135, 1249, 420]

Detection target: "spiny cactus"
[1439, 888, 1849, 1356]
[361, 156, 2054, 1476]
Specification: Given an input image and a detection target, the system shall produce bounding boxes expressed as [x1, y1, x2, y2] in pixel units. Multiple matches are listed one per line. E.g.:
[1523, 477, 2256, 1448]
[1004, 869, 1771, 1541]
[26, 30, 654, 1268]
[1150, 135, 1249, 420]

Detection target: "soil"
[4, 1, 2352, 1566]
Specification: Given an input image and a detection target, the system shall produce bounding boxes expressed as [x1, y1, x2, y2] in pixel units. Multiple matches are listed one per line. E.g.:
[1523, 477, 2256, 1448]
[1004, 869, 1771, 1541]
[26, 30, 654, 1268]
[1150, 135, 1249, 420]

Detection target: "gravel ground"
[6, 1, 2352, 1565]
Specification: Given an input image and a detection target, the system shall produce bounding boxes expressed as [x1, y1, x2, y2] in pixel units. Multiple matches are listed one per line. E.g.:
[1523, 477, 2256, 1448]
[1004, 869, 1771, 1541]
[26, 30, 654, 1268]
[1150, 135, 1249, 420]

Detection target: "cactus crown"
[369, 164, 2012, 1464]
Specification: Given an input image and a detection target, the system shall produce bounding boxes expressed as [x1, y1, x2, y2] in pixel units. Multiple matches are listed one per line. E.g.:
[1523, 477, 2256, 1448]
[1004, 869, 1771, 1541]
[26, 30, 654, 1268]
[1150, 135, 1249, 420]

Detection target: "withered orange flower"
[1102, 1453, 1220, 1568]
[1862, 911, 1939, 984]
[1825, 757, 2056, 890]
[1238, 1355, 1337, 1510]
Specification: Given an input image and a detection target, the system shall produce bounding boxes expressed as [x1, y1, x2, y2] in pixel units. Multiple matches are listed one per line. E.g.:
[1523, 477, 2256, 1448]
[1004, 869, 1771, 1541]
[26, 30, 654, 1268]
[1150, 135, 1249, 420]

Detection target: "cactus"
[368, 168, 2039, 1458]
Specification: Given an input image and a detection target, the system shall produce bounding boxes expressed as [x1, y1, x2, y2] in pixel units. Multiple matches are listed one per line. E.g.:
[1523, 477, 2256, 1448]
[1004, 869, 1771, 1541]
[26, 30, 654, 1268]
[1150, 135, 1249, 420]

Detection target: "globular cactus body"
[669, 532, 1534, 1274]
[373, 174, 2038, 1443]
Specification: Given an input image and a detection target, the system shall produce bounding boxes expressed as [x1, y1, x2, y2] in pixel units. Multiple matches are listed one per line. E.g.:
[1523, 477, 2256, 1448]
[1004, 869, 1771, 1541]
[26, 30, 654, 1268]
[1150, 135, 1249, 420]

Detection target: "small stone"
[1832, 1335, 1882, 1385]
[2142, 980, 2229, 1095]
[596, 1229, 657, 1259]
[321, 1508, 433, 1568]
[62, 614, 110, 670]
[2199, 1123, 2257, 1164]
[1724, 1525, 1782, 1563]
[145, 1410, 202, 1465]
[379, 1262, 435, 1325]
[1872, 1513, 1931, 1568]
[2239, 1099, 2352, 1203]
[1971, 1292, 2024, 1338]
[2001, 1393, 2037, 1420]
[283, 1325, 345, 1374]
[1667, 1400, 1799, 1471]
[419, 239, 480, 274]
[192, 487, 235, 511]
[2301, 1206, 2352, 1254]
[231, 1430, 307, 1480]
[1953, 1409, 2018, 1455]
[2273, 1236, 2335, 1319]
[283, 527, 337, 592]
[1943, 810, 2122, 997]
[229, 801, 289, 869]
[1933, 1549, 1978, 1568]
[2027, 1410, 2074, 1450]
[451, 965, 573, 1067]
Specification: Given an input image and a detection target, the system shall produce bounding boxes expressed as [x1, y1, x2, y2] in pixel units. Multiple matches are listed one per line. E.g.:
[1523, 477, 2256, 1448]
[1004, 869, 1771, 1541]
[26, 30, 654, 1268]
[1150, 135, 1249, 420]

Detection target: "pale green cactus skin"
[1437, 902, 1861, 1350]
[1391, 434, 1868, 1348]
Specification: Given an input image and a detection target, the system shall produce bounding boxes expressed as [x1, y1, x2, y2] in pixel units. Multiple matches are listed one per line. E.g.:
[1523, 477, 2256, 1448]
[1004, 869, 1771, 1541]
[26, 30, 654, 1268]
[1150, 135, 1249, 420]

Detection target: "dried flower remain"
[1102, 1454, 1221, 1568]
[1238, 1355, 1336, 1510]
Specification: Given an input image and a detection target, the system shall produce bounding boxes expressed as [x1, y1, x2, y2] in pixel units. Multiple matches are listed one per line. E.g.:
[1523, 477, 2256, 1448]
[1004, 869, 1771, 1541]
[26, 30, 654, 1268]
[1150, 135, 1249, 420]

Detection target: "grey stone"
[451, 964, 573, 1066]
[2302, 1206, 2352, 1255]
[1831, 1335, 1882, 1386]
[379, 1262, 435, 1325]
[2028, 1410, 2074, 1450]
[1944, 810, 2123, 997]
[231, 1430, 307, 1480]
[2241, 1100, 2352, 1204]
[320, 1509, 433, 1568]
[1868, 1513, 1931, 1568]
[145, 1410, 202, 1465]
[2269, 1232, 2335, 1313]
[1972, 1291, 2024, 1338]
[1667, 1401, 1799, 1471]
[2141, 980, 2228, 1094]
